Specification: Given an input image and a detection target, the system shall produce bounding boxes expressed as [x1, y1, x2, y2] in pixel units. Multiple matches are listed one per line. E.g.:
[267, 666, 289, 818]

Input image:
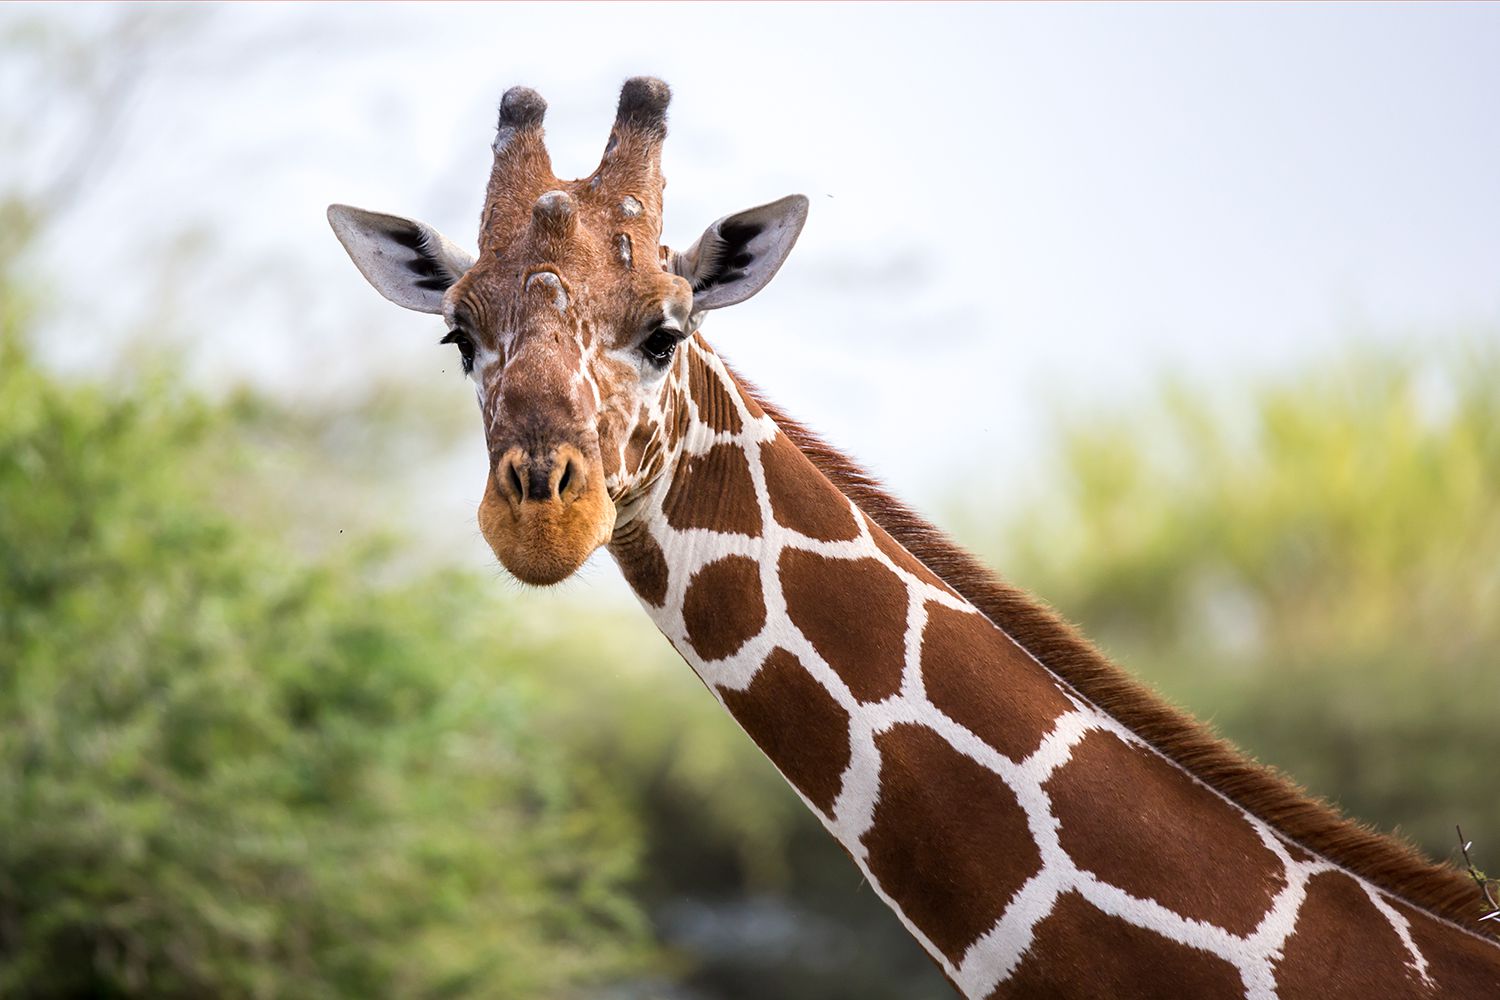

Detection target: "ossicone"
[498, 86, 547, 130]
[614, 76, 671, 136]
[493, 85, 549, 158]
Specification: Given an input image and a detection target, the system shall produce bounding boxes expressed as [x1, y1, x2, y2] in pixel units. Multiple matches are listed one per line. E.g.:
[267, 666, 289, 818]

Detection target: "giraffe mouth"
[477, 461, 617, 586]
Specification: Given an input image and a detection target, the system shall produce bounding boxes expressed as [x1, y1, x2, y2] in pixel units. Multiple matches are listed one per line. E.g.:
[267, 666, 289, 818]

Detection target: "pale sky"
[15, 2, 1500, 576]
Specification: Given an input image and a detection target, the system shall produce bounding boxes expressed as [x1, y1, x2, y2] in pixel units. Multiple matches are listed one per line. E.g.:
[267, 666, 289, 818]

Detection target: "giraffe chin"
[477, 475, 617, 587]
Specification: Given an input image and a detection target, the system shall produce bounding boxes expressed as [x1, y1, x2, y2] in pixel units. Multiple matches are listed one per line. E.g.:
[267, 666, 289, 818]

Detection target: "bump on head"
[525, 270, 569, 312]
[533, 189, 573, 221]
[531, 190, 577, 244]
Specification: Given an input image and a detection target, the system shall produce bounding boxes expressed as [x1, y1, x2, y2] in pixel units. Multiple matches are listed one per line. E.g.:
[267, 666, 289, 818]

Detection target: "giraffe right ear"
[327, 205, 475, 314]
[673, 195, 809, 313]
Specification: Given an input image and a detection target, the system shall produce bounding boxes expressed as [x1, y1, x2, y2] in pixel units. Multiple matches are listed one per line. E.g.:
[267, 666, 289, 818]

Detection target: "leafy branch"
[1456, 826, 1500, 924]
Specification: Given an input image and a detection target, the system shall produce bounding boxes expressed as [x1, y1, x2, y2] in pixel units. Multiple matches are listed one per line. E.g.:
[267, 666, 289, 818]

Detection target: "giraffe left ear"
[327, 204, 475, 314]
[673, 195, 808, 313]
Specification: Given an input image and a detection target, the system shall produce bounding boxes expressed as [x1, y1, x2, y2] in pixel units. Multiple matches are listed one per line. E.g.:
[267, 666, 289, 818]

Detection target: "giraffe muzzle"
[478, 443, 617, 585]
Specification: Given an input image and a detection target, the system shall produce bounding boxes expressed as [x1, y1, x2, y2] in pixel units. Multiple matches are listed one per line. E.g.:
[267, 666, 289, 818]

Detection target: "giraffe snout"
[479, 443, 616, 586]
[494, 445, 590, 507]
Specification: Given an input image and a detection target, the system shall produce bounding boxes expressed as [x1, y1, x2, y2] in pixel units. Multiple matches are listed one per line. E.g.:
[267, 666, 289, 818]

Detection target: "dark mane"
[730, 364, 1497, 944]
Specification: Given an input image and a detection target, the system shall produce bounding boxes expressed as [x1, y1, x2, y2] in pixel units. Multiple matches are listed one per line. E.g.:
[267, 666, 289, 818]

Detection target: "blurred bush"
[0, 323, 650, 998]
[962, 342, 1500, 857]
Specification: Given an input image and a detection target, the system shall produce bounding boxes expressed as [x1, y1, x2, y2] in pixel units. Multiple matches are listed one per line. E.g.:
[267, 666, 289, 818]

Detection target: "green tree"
[0, 324, 651, 998]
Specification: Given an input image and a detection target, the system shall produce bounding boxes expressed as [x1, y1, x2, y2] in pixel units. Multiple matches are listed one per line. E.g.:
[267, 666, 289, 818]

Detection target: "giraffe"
[328, 78, 1500, 997]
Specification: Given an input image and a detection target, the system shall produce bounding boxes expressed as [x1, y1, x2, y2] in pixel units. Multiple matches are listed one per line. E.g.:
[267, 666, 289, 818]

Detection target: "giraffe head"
[329, 79, 807, 584]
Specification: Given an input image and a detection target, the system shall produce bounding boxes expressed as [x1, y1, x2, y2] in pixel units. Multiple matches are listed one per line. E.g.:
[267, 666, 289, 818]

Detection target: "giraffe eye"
[640, 326, 681, 368]
[440, 328, 477, 375]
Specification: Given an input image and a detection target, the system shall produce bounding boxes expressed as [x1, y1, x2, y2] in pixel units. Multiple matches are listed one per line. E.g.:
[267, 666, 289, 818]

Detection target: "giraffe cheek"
[478, 467, 617, 585]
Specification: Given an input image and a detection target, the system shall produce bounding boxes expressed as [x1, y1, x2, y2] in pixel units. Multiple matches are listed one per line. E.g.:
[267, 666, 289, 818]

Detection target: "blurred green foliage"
[966, 344, 1500, 857]
[0, 323, 651, 998]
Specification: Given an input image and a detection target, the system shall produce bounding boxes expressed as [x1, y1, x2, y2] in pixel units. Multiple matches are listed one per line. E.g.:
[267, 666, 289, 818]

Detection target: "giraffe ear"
[673, 195, 808, 313]
[327, 204, 475, 314]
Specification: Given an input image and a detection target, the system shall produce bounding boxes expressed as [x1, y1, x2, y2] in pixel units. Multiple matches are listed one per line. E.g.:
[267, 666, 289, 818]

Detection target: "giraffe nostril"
[556, 452, 588, 502]
[497, 453, 527, 505]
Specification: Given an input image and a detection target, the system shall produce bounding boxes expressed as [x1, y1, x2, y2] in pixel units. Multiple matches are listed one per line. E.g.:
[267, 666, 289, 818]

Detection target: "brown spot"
[1275, 873, 1430, 997]
[993, 892, 1244, 999]
[662, 443, 761, 536]
[613, 528, 668, 607]
[643, 451, 664, 484]
[687, 349, 742, 435]
[720, 648, 851, 816]
[683, 556, 765, 661]
[622, 403, 653, 478]
[1392, 900, 1500, 994]
[1048, 730, 1283, 937]
[664, 378, 689, 449]
[921, 603, 1072, 761]
[780, 551, 907, 703]
[867, 514, 955, 594]
[760, 434, 861, 542]
[862, 724, 1041, 965]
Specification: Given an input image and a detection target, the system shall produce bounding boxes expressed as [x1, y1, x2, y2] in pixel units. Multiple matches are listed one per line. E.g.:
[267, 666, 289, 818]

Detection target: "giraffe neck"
[607, 335, 1500, 999]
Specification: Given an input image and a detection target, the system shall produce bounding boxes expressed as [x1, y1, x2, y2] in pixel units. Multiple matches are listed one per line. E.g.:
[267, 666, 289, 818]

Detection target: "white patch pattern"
[608, 337, 1469, 999]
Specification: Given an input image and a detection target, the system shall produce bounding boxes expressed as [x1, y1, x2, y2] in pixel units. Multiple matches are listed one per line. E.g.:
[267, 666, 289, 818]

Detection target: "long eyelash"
[439, 329, 476, 375]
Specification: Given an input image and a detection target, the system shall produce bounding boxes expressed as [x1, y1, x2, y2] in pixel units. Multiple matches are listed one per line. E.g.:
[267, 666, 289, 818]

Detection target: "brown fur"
[727, 363, 1499, 945]
[721, 648, 852, 817]
[662, 443, 762, 536]
[922, 602, 1073, 762]
[1049, 729, 1286, 936]
[780, 551, 907, 703]
[477, 468, 614, 586]
[1274, 872, 1432, 996]
[995, 892, 1244, 999]
[1396, 899, 1500, 991]
[863, 723, 1043, 964]
[760, 435, 862, 541]
[683, 555, 766, 661]
[612, 518, 669, 607]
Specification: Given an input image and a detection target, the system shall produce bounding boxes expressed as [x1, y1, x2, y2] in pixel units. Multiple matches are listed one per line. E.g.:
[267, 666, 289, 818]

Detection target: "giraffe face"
[443, 206, 695, 585]
[328, 78, 808, 586]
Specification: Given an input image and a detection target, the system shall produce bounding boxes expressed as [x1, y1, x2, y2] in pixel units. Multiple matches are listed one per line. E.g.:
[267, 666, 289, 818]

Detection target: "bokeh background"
[3, 4, 1498, 997]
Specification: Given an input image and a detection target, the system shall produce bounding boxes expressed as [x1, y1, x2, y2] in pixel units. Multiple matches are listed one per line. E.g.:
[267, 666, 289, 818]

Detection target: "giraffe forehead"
[457, 239, 686, 353]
